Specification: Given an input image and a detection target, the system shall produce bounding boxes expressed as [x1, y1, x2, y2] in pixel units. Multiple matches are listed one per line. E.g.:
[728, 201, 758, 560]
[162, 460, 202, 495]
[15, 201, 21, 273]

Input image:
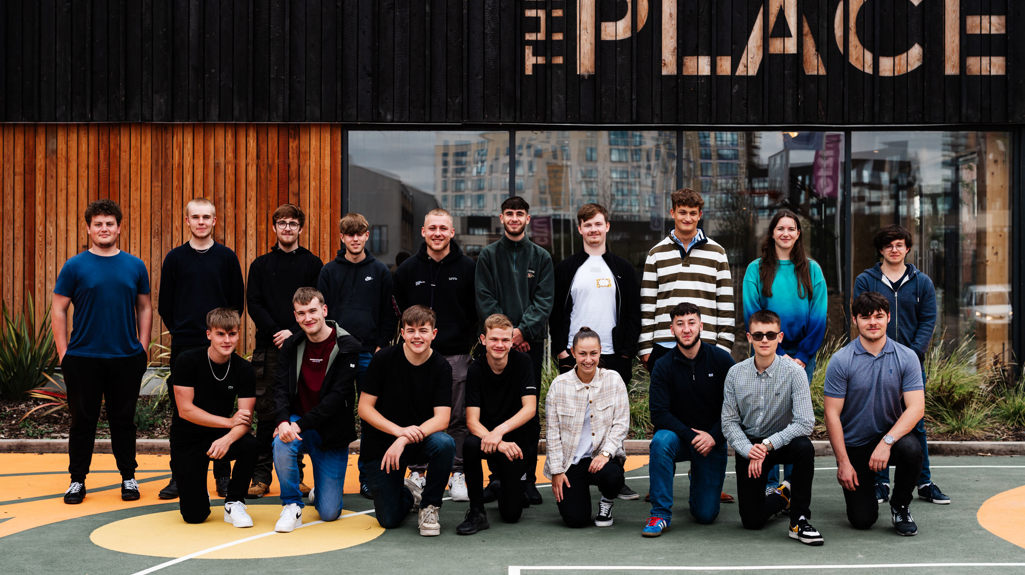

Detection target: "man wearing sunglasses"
[721, 310, 821, 545]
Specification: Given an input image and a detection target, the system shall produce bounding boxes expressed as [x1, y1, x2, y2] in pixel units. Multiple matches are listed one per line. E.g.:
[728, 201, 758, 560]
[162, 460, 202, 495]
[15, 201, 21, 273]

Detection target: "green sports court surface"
[1, 453, 1024, 574]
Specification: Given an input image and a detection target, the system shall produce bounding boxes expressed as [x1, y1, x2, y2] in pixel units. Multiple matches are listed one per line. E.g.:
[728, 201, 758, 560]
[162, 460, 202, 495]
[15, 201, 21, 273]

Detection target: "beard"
[677, 336, 700, 349]
[503, 222, 525, 237]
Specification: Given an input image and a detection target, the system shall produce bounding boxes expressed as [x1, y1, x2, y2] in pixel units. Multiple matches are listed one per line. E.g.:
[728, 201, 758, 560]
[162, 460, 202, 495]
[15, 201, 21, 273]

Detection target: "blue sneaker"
[642, 516, 670, 537]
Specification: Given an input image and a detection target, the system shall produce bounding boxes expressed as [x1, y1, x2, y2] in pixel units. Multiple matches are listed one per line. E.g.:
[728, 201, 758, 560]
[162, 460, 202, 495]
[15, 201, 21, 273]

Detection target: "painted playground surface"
[1, 453, 1024, 574]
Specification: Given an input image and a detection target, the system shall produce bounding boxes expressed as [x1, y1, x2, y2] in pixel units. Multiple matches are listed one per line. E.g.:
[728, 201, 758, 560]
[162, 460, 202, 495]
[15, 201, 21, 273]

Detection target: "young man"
[721, 310, 822, 545]
[271, 287, 362, 532]
[475, 196, 554, 506]
[854, 225, 948, 505]
[158, 197, 245, 500]
[170, 308, 259, 527]
[52, 199, 151, 504]
[824, 292, 925, 536]
[393, 208, 477, 501]
[456, 314, 538, 535]
[245, 204, 324, 498]
[358, 306, 455, 536]
[639, 188, 734, 369]
[642, 303, 734, 537]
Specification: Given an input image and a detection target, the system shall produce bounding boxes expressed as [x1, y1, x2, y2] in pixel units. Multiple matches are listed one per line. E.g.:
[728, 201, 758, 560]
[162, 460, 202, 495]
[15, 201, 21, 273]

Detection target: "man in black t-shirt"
[170, 308, 258, 527]
[358, 305, 455, 536]
[456, 314, 538, 535]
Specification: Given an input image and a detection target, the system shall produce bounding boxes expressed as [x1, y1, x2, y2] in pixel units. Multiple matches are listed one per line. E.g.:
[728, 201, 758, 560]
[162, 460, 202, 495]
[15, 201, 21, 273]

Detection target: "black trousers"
[63, 352, 148, 483]
[555, 457, 625, 528]
[735, 436, 815, 529]
[170, 431, 259, 524]
[463, 434, 526, 523]
[524, 342, 544, 485]
[558, 353, 633, 388]
[170, 344, 231, 481]
[250, 345, 279, 486]
[643, 345, 672, 372]
[842, 434, 923, 529]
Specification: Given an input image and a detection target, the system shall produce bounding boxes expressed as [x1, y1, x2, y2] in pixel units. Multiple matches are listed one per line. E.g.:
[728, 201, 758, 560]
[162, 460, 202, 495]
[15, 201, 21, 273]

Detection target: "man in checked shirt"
[721, 309, 823, 546]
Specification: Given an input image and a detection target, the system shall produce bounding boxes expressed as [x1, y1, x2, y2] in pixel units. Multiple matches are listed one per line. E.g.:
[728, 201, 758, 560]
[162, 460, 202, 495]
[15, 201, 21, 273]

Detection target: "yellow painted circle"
[978, 485, 1025, 551]
[90, 505, 384, 559]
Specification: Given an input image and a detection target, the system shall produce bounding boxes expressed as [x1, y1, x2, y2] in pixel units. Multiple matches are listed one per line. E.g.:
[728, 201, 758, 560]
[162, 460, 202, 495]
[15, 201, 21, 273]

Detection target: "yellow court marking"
[978, 485, 1025, 550]
[91, 506, 383, 559]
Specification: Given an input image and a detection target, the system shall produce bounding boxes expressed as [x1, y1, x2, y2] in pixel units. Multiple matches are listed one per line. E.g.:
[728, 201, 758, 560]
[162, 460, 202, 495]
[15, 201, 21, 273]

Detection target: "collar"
[500, 235, 528, 250]
[570, 368, 604, 391]
[748, 355, 779, 377]
[852, 337, 894, 356]
[670, 228, 705, 251]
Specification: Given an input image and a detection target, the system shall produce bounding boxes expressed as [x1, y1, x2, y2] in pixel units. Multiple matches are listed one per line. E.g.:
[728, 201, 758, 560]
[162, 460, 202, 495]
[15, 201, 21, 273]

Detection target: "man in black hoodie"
[393, 208, 477, 501]
[245, 204, 323, 498]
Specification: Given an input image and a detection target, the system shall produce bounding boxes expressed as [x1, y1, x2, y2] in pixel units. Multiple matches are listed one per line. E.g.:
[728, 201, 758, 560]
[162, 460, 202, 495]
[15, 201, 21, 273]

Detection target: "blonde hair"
[186, 197, 216, 217]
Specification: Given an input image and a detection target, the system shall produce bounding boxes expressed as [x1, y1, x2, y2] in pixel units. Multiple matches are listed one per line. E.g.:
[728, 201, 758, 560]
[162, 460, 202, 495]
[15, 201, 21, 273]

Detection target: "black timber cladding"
[0, 0, 1020, 125]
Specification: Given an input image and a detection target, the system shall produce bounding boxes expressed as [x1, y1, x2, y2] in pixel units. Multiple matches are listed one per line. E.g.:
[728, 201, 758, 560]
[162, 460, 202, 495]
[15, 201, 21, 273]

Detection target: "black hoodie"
[317, 250, 396, 353]
[393, 241, 477, 355]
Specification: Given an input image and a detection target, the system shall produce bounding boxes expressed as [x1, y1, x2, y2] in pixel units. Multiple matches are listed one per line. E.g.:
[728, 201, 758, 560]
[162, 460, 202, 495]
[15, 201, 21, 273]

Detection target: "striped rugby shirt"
[639, 229, 735, 356]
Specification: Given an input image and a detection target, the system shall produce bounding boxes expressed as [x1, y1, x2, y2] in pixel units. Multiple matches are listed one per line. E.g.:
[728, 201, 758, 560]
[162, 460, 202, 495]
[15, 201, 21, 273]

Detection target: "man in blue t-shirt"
[52, 199, 152, 505]
[824, 292, 925, 537]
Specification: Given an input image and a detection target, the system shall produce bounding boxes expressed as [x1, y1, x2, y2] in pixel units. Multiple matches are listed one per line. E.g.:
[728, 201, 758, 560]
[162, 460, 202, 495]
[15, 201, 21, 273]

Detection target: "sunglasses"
[749, 331, 779, 341]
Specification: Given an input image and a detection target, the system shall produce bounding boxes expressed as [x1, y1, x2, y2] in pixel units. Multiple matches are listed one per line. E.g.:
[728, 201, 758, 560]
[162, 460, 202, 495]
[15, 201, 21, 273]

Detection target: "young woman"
[742, 209, 828, 382]
[543, 328, 630, 528]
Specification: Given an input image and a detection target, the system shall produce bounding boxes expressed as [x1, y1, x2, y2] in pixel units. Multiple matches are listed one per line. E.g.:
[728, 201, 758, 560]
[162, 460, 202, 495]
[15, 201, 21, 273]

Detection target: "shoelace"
[66, 482, 83, 494]
[123, 479, 139, 490]
[646, 517, 664, 527]
[598, 500, 613, 515]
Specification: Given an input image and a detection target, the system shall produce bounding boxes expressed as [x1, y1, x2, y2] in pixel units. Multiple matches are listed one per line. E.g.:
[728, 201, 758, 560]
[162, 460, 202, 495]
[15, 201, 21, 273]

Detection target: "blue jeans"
[648, 429, 727, 524]
[356, 351, 374, 486]
[362, 432, 455, 529]
[272, 415, 348, 521]
[766, 356, 816, 488]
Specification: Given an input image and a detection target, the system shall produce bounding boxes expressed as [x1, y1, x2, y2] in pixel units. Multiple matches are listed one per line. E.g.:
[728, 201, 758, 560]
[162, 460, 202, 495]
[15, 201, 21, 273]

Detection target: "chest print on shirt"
[596, 277, 613, 288]
[364, 275, 374, 282]
[527, 268, 536, 279]
[309, 357, 325, 364]
[448, 276, 459, 281]
[415, 280, 427, 286]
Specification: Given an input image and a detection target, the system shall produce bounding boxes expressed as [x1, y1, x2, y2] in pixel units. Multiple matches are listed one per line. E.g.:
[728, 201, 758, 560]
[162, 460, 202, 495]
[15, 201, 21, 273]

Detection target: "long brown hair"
[759, 209, 812, 299]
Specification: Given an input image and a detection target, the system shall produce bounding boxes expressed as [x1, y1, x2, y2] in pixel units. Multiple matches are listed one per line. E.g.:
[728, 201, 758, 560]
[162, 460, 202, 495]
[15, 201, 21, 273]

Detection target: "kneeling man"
[272, 287, 362, 532]
[722, 310, 821, 545]
[824, 292, 925, 536]
[170, 308, 259, 527]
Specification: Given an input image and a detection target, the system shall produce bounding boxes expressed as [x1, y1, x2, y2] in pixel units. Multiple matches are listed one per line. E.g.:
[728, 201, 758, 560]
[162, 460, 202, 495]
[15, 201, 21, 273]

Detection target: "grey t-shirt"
[823, 338, 924, 447]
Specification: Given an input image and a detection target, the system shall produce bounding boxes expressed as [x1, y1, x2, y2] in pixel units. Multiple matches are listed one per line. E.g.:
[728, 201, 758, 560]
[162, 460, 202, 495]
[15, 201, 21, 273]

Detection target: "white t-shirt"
[572, 401, 594, 465]
[568, 255, 617, 354]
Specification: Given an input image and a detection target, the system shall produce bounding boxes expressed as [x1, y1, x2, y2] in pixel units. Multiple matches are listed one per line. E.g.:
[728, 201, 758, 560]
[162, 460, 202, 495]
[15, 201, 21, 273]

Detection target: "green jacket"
[474, 235, 555, 342]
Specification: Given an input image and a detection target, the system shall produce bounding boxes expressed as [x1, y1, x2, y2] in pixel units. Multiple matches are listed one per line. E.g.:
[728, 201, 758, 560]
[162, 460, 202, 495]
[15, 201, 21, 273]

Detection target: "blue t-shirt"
[823, 338, 924, 447]
[54, 250, 150, 358]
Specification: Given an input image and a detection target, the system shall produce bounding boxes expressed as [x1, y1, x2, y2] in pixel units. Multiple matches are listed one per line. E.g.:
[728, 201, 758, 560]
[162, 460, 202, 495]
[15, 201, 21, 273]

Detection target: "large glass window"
[851, 132, 1012, 365]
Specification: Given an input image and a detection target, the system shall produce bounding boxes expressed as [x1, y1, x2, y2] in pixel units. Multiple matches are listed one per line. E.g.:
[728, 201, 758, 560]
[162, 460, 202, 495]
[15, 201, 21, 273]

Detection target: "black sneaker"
[594, 497, 615, 527]
[617, 484, 640, 500]
[525, 483, 543, 506]
[121, 479, 140, 501]
[789, 518, 824, 546]
[158, 478, 179, 500]
[891, 505, 918, 536]
[875, 483, 890, 504]
[481, 480, 500, 504]
[64, 481, 86, 504]
[456, 507, 490, 535]
[360, 482, 374, 500]
[918, 482, 951, 505]
[215, 476, 230, 498]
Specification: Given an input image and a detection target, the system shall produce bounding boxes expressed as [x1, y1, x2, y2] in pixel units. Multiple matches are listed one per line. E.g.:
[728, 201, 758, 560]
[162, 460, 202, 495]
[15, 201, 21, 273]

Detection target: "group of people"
[50, 186, 948, 543]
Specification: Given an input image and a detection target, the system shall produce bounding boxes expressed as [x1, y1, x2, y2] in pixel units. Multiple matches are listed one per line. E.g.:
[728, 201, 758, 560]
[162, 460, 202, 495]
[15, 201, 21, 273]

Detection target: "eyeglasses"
[749, 331, 779, 341]
[275, 221, 300, 230]
[884, 243, 907, 252]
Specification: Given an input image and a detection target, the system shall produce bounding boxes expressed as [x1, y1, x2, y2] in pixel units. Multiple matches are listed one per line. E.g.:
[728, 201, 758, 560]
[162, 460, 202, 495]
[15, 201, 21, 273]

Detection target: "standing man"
[158, 197, 245, 500]
[824, 292, 925, 536]
[271, 287, 362, 532]
[358, 306, 456, 536]
[456, 314, 537, 535]
[53, 199, 151, 504]
[245, 204, 323, 498]
[641, 303, 734, 537]
[475, 196, 554, 506]
[170, 308, 259, 527]
[550, 202, 640, 500]
[854, 225, 948, 505]
[393, 208, 477, 501]
[721, 310, 822, 545]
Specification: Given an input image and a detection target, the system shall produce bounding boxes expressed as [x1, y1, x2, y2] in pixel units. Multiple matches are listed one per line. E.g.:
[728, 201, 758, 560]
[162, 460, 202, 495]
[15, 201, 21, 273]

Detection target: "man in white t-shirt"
[550, 203, 641, 499]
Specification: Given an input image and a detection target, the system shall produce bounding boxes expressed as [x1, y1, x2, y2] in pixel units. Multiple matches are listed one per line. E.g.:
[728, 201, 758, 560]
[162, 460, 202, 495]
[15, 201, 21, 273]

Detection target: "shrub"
[923, 336, 994, 437]
[0, 296, 57, 400]
[996, 388, 1025, 428]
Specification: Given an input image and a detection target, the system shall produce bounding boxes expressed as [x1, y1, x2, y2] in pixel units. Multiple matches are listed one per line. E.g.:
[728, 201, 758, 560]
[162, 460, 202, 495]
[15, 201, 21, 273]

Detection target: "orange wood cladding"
[0, 124, 344, 358]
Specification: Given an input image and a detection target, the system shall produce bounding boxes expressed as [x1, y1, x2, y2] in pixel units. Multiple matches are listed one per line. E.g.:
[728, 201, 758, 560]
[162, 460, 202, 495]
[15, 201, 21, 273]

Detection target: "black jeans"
[644, 345, 672, 372]
[362, 432, 455, 528]
[63, 352, 148, 483]
[170, 344, 231, 481]
[463, 434, 526, 523]
[558, 353, 633, 388]
[842, 434, 923, 529]
[170, 432, 259, 524]
[524, 342, 544, 485]
[735, 436, 815, 529]
[555, 457, 625, 527]
[250, 345, 279, 486]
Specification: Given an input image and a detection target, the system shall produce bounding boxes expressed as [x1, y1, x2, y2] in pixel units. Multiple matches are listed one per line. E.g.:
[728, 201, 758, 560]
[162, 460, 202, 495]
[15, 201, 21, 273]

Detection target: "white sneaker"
[308, 487, 315, 505]
[275, 503, 303, 533]
[405, 472, 425, 509]
[418, 504, 441, 536]
[448, 472, 469, 502]
[223, 501, 254, 528]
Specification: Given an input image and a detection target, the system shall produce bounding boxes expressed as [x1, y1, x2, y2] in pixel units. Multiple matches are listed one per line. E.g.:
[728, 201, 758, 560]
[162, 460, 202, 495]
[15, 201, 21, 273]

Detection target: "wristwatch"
[883, 434, 895, 446]
[600, 450, 612, 458]
[761, 438, 774, 451]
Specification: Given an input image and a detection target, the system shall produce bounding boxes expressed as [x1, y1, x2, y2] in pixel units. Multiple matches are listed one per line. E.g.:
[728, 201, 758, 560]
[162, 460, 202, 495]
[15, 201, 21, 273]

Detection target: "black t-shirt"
[171, 348, 255, 443]
[358, 344, 452, 461]
[465, 350, 538, 444]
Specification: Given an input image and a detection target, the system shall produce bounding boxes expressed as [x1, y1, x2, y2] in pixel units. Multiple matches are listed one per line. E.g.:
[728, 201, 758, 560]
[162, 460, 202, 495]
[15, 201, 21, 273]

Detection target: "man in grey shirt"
[722, 310, 821, 546]
[824, 292, 925, 537]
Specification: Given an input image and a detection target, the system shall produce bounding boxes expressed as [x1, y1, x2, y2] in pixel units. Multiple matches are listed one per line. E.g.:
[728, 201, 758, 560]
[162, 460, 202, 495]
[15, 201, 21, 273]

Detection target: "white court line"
[618, 464, 1025, 482]
[508, 562, 1025, 574]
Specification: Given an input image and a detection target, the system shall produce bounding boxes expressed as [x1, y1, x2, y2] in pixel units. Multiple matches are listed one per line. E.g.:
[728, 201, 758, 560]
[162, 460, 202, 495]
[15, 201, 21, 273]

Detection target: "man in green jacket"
[474, 196, 554, 506]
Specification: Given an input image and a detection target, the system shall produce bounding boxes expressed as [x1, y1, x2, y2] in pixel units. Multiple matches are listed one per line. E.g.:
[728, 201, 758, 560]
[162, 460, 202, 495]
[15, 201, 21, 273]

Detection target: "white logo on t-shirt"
[415, 280, 427, 286]
[364, 275, 373, 282]
[596, 278, 613, 288]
